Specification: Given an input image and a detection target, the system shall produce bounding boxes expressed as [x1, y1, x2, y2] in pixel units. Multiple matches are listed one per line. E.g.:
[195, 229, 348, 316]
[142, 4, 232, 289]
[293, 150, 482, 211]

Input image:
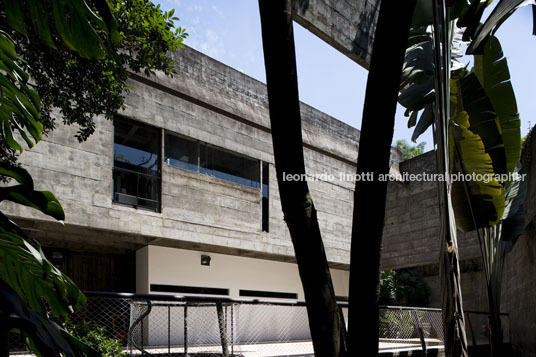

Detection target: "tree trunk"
[488, 290, 504, 357]
[347, 1, 416, 355]
[258, 1, 346, 356]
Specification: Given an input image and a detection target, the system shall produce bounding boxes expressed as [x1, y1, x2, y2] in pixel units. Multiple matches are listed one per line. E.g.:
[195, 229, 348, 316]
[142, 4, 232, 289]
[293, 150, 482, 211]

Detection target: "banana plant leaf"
[474, 36, 521, 175]
[0, 31, 43, 152]
[412, 105, 434, 142]
[460, 72, 507, 175]
[457, 0, 491, 41]
[466, 0, 535, 54]
[3, 0, 119, 59]
[399, 28, 435, 142]
[412, 0, 471, 27]
[399, 29, 435, 112]
[450, 112, 505, 231]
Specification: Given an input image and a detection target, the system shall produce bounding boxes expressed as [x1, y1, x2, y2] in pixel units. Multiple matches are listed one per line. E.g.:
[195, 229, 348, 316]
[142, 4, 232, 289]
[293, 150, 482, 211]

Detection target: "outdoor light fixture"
[201, 255, 211, 266]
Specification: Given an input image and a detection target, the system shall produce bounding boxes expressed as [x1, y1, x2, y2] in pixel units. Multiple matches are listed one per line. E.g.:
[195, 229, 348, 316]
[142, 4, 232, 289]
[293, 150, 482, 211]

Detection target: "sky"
[156, 0, 535, 152]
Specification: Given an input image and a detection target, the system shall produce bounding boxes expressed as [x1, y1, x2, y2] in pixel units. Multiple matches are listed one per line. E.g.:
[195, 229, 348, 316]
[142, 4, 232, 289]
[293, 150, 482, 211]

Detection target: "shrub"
[65, 320, 125, 357]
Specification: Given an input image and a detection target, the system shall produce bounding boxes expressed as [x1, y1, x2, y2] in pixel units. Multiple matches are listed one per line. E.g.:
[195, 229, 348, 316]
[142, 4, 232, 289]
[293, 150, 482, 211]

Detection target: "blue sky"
[157, 1, 535, 151]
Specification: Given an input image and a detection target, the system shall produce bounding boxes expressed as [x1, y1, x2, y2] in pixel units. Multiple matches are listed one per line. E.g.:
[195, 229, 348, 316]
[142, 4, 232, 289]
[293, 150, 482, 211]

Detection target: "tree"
[258, 1, 345, 355]
[0, 0, 185, 354]
[399, 1, 530, 355]
[347, 1, 416, 355]
[259, 0, 415, 356]
[396, 139, 426, 159]
[0, 0, 187, 164]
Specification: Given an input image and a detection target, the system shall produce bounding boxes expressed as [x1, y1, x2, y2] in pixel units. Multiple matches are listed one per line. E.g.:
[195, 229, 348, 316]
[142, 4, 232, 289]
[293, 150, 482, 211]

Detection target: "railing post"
[412, 310, 427, 354]
[216, 302, 229, 357]
[184, 304, 188, 357]
[168, 305, 171, 355]
[231, 304, 234, 356]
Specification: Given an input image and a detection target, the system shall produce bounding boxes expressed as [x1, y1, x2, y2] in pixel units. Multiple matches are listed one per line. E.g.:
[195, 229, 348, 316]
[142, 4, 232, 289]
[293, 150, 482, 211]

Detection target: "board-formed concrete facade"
[4, 37, 536, 354]
[1, 45, 486, 302]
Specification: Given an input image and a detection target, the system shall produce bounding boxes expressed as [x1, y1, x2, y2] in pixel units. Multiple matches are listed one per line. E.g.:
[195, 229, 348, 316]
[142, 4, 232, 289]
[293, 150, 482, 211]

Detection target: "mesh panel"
[8, 294, 511, 356]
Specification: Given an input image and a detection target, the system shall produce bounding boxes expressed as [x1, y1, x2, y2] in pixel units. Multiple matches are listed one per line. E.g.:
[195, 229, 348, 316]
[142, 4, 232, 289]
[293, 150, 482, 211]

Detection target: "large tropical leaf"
[466, 0, 535, 54]
[412, 105, 434, 142]
[457, 0, 492, 41]
[450, 112, 505, 231]
[412, 0, 471, 27]
[474, 36, 521, 174]
[399, 28, 436, 142]
[0, 31, 43, 152]
[460, 72, 507, 175]
[3, 0, 119, 59]
[399, 28, 435, 112]
[0, 163, 64, 220]
[0, 211, 84, 319]
[0, 280, 97, 357]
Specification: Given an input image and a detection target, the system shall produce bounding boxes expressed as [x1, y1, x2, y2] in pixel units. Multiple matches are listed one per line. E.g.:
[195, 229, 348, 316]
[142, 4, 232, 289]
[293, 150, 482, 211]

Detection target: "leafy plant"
[65, 320, 125, 357]
[396, 139, 427, 159]
[380, 269, 431, 307]
[0, 0, 188, 162]
[0, 0, 184, 355]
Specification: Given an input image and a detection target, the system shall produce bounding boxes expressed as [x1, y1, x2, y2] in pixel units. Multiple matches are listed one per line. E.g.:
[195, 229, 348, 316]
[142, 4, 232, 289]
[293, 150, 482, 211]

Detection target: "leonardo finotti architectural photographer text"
[282, 171, 526, 183]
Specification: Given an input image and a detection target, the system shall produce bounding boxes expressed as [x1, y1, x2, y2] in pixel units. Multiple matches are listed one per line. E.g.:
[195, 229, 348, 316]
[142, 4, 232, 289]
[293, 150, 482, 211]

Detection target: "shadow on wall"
[292, 0, 310, 13]
[500, 127, 536, 356]
[352, 1, 380, 64]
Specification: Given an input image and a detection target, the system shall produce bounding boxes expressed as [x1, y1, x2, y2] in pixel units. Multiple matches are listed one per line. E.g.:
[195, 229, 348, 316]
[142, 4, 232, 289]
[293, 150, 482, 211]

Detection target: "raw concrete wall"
[291, 0, 380, 69]
[1, 46, 375, 268]
[500, 131, 536, 356]
[1, 46, 476, 272]
[382, 151, 481, 269]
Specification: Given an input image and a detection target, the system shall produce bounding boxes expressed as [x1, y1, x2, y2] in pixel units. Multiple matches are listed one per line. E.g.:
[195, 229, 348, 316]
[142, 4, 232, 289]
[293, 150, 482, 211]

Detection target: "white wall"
[137, 245, 349, 300]
[135, 246, 349, 346]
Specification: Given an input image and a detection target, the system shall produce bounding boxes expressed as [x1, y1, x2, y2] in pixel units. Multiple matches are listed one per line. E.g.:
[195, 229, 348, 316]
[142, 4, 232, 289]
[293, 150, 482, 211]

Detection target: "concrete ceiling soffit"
[291, 0, 380, 69]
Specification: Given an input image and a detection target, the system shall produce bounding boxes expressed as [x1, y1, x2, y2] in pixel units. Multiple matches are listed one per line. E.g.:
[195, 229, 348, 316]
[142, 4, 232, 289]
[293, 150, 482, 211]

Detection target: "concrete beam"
[291, 0, 380, 69]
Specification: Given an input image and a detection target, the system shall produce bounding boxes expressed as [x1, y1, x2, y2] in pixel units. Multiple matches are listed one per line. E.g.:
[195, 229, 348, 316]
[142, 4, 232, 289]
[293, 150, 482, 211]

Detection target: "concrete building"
[3, 0, 536, 352]
[1, 45, 385, 300]
[2, 43, 486, 301]
[3, 35, 536, 357]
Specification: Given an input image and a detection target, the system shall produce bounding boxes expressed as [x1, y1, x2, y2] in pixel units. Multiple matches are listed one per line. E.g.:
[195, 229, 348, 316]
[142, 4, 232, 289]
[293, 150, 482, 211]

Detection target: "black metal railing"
[7, 291, 510, 356]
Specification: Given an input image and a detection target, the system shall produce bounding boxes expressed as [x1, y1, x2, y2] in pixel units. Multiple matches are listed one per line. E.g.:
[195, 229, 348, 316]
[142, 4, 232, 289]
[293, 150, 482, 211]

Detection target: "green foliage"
[0, 280, 98, 357]
[0, 1, 140, 355]
[379, 269, 430, 307]
[450, 111, 506, 231]
[65, 320, 125, 357]
[474, 36, 521, 175]
[0, 30, 42, 156]
[396, 139, 426, 159]
[0, 0, 188, 162]
[0, 163, 93, 355]
[3, 0, 119, 59]
[466, 0, 535, 54]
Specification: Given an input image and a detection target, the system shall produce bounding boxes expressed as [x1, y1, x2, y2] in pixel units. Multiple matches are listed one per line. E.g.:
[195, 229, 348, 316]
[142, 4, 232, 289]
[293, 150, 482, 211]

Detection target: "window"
[165, 133, 198, 171]
[262, 162, 269, 232]
[113, 117, 161, 211]
[165, 133, 260, 188]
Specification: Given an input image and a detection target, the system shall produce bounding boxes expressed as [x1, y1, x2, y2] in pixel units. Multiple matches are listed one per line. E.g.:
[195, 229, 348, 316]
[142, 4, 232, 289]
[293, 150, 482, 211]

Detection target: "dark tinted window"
[113, 117, 161, 211]
[165, 133, 260, 188]
[200, 145, 260, 188]
[165, 133, 198, 171]
[262, 162, 269, 232]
